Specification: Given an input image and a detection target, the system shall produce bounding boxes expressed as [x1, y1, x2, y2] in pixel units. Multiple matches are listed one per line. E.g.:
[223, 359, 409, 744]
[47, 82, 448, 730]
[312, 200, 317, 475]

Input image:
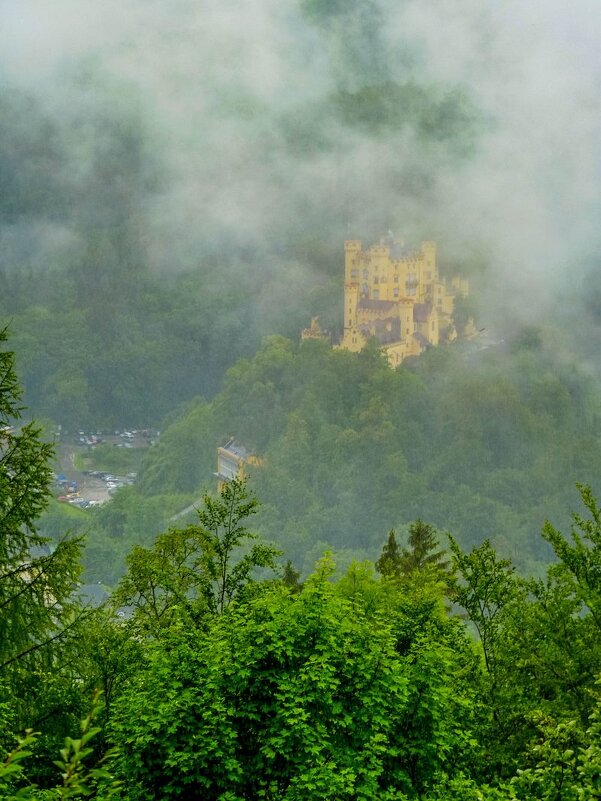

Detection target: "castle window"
[394, 275, 399, 283]
[363, 269, 369, 279]
[373, 289, 379, 300]
[374, 276, 379, 284]
[393, 287, 399, 298]
[380, 274, 387, 283]
[351, 269, 359, 279]
[361, 283, 368, 295]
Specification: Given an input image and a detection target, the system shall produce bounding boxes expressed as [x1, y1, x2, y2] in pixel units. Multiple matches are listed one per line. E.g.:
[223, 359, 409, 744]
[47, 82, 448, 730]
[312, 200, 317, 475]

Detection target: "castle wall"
[340, 236, 466, 366]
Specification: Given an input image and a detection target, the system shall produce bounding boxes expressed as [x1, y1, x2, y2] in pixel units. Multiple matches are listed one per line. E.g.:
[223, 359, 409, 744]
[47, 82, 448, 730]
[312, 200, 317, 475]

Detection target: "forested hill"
[2, 1, 601, 796]
[0, 0, 482, 430]
[5, 324, 601, 799]
[75, 328, 601, 585]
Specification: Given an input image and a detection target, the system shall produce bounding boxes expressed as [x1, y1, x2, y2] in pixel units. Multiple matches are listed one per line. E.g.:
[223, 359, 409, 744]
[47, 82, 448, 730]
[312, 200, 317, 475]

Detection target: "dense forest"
[1, 0, 600, 797]
[2, 0, 597, 433]
[42, 326, 599, 589]
[0, 74, 479, 428]
[2, 335, 601, 799]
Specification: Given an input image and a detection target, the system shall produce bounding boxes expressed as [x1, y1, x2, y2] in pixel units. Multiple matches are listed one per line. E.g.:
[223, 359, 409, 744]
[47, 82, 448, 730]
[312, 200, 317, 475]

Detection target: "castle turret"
[421, 241, 437, 269]
[344, 240, 362, 284]
[344, 282, 360, 332]
[398, 298, 414, 341]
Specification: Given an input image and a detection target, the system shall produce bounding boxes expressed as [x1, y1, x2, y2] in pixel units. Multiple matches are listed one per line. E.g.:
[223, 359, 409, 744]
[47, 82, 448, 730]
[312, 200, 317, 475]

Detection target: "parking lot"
[55, 429, 155, 507]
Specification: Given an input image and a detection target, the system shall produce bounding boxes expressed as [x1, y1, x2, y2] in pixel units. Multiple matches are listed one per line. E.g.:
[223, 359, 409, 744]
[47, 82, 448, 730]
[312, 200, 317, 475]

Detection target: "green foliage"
[331, 82, 479, 147]
[81, 489, 191, 586]
[542, 483, 601, 626]
[118, 331, 601, 587]
[0, 694, 119, 800]
[79, 445, 143, 478]
[135, 399, 214, 494]
[281, 559, 303, 593]
[449, 537, 519, 676]
[114, 478, 280, 635]
[451, 292, 478, 335]
[109, 554, 477, 800]
[195, 478, 280, 613]
[376, 530, 403, 578]
[401, 520, 451, 578]
[75, 610, 144, 724]
[0, 331, 83, 735]
[3, 8, 601, 798]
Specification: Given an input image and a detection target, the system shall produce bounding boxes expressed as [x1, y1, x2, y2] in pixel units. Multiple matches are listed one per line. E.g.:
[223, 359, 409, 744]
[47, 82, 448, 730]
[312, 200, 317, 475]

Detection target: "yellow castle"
[338, 235, 468, 366]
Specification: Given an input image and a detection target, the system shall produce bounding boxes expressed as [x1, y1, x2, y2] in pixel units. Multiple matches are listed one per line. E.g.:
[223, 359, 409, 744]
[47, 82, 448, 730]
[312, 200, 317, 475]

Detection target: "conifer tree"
[0, 329, 82, 674]
[0, 328, 83, 742]
[401, 519, 450, 576]
[281, 559, 303, 592]
[376, 523, 450, 580]
[375, 529, 402, 578]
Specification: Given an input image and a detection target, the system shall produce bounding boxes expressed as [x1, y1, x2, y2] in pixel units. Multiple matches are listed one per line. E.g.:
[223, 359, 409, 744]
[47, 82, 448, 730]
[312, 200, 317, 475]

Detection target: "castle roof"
[359, 317, 401, 346]
[413, 332, 431, 348]
[413, 302, 433, 323]
[358, 298, 397, 312]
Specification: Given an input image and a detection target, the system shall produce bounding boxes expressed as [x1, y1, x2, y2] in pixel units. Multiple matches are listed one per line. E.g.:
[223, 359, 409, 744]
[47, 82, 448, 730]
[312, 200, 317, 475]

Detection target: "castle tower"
[398, 299, 414, 341]
[344, 240, 362, 283]
[421, 241, 437, 270]
[343, 240, 362, 343]
[344, 282, 360, 331]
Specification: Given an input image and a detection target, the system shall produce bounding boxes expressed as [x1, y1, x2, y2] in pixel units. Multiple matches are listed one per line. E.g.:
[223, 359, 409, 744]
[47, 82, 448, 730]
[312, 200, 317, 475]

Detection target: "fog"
[1, 0, 599, 333]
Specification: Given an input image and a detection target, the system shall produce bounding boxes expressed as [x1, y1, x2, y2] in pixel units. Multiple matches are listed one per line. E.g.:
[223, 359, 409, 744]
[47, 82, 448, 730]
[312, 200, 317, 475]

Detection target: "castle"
[337, 236, 468, 366]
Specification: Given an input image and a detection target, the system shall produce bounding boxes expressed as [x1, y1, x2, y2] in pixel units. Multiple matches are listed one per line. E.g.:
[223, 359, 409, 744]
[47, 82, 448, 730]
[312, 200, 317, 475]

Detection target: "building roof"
[359, 317, 401, 346]
[413, 331, 431, 348]
[220, 439, 251, 460]
[413, 302, 433, 323]
[358, 298, 397, 312]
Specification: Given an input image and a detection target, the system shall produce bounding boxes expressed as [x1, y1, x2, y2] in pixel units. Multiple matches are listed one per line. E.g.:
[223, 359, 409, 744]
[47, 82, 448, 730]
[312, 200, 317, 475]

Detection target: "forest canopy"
[67, 329, 601, 587]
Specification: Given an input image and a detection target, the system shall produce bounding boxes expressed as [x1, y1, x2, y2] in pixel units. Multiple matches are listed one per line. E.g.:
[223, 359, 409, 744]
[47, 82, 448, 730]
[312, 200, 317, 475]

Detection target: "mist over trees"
[50, 324, 599, 593]
[1, 0, 599, 428]
[1, 2, 600, 796]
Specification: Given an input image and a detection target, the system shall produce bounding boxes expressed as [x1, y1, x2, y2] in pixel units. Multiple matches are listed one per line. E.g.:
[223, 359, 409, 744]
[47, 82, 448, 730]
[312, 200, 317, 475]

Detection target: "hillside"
[66, 326, 601, 585]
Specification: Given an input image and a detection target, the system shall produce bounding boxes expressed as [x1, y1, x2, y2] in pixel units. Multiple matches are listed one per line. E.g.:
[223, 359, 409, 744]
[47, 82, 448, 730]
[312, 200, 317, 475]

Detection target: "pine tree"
[375, 529, 402, 578]
[0, 328, 82, 700]
[282, 559, 303, 592]
[400, 519, 450, 576]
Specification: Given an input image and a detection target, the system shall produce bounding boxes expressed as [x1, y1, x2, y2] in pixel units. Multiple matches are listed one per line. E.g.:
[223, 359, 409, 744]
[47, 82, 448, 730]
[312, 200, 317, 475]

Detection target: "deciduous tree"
[114, 477, 280, 635]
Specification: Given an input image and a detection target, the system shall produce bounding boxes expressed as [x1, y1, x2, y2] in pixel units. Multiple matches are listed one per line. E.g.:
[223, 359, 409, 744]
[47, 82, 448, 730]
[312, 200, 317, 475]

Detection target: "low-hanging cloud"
[0, 0, 599, 335]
